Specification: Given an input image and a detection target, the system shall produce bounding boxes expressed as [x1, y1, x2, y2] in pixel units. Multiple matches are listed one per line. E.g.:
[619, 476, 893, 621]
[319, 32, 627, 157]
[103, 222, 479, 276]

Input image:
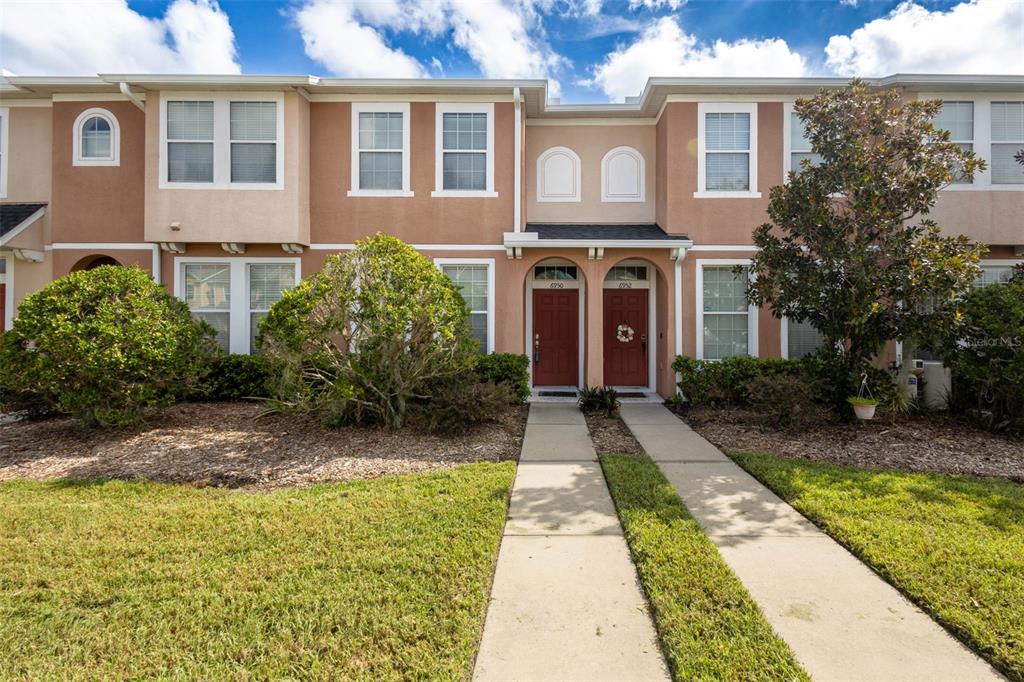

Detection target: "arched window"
[73, 108, 119, 166]
[536, 146, 581, 202]
[601, 146, 645, 202]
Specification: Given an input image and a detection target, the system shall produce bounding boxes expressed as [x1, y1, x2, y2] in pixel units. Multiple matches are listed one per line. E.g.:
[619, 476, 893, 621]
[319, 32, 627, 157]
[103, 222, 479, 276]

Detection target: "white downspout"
[513, 86, 522, 233]
[674, 250, 686, 397]
[151, 244, 161, 285]
[119, 82, 145, 112]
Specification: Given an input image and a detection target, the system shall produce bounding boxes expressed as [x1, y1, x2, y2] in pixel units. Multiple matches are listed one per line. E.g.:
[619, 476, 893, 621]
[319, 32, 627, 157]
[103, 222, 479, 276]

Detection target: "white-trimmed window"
[933, 101, 974, 184]
[991, 101, 1024, 185]
[536, 146, 581, 202]
[160, 93, 284, 190]
[0, 106, 7, 198]
[436, 259, 494, 353]
[601, 146, 645, 202]
[349, 103, 411, 197]
[433, 103, 496, 197]
[696, 103, 759, 198]
[782, 318, 824, 359]
[697, 262, 758, 359]
[783, 104, 822, 176]
[973, 262, 1019, 288]
[177, 258, 299, 354]
[73, 107, 119, 167]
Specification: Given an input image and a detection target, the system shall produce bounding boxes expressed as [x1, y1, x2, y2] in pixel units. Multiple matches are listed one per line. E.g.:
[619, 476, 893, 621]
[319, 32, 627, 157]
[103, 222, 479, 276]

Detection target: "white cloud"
[0, 0, 239, 75]
[292, 0, 566, 92]
[825, 0, 1024, 76]
[628, 0, 686, 9]
[583, 17, 806, 101]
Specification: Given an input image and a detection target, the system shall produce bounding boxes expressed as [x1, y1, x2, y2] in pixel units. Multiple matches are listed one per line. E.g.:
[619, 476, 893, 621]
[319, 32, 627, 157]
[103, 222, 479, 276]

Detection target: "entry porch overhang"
[504, 224, 692, 260]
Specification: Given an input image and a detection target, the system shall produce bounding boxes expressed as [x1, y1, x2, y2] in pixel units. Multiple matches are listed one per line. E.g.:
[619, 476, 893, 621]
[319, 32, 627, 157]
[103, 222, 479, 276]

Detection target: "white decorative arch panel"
[536, 146, 581, 202]
[601, 146, 644, 203]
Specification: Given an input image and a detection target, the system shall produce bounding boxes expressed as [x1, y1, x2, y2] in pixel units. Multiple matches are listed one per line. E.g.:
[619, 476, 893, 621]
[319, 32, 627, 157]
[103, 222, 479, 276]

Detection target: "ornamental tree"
[745, 80, 986, 407]
[259, 233, 478, 428]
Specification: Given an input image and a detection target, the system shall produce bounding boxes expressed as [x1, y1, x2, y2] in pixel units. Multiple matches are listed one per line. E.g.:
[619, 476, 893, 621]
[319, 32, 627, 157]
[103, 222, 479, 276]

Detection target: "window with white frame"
[973, 264, 1018, 288]
[438, 260, 493, 353]
[179, 259, 298, 354]
[0, 106, 7, 198]
[73, 108, 119, 166]
[786, 110, 822, 175]
[349, 103, 410, 196]
[932, 101, 974, 184]
[786, 319, 823, 359]
[991, 102, 1024, 185]
[700, 265, 756, 359]
[161, 94, 283, 189]
[434, 103, 495, 196]
[697, 103, 758, 197]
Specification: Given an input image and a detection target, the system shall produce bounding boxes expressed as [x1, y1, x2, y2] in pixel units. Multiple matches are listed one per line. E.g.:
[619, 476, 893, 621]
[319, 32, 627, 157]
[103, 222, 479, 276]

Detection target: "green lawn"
[0, 462, 516, 681]
[733, 452, 1024, 682]
[600, 454, 809, 681]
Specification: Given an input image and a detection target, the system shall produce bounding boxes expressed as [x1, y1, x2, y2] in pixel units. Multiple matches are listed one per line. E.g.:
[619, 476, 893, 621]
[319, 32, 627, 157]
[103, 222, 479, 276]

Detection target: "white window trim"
[695, 102, 761, 199]
[434, 257, 495, 354]
[432, 102, 498, 198]
[0, 106, 8, 198]
[174, 256, 300, 354]
[601, 145, 646, 203]
[72, 107, 120, 167]
[1, 253, 12, 331]
[695, 258, 758, 360]
[919, 93, 1024, 192]
[159, 92, 285, 191]
[348, 102, 413, 197]
[536, 146, 581, 203]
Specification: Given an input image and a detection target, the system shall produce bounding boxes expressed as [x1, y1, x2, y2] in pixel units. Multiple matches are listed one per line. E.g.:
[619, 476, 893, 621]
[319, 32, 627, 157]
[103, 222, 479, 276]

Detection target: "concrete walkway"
[619, 403, 1003, 682]
[473, 403, 669, 682]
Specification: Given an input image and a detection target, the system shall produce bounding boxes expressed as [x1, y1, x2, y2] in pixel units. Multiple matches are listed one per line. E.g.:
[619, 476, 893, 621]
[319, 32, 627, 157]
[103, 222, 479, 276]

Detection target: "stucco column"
[582, 259, 605, 388]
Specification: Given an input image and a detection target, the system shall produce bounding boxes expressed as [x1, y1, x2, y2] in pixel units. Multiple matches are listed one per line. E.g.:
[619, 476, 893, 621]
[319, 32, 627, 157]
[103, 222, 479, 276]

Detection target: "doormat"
[537, 391, 578, 397]
[616, 392, 648, 399]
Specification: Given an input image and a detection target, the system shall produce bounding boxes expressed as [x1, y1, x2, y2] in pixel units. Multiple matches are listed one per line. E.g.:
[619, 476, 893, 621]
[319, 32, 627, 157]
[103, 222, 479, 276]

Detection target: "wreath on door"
[616, 323, 635, 343]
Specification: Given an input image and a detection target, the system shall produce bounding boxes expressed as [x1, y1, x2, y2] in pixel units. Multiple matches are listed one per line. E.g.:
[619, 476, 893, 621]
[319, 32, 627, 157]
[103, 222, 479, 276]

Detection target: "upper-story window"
[784, 106, 822, 177]
[932, 101, 974, 184]
[696, 103, 759, 198]
[160, 93, 283, 190]
[0, 106, 8, 198]
[433, 103, 496, 198]
[991, 102, 1024, 185]
[73, 107, 120, 167]
[349, 103, 411, 197]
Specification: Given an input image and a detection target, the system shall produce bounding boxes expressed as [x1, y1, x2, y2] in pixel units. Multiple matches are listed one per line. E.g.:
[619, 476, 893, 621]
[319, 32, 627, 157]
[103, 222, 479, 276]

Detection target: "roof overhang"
[504, 231, 693, 251]
[0, 205, 46, 247]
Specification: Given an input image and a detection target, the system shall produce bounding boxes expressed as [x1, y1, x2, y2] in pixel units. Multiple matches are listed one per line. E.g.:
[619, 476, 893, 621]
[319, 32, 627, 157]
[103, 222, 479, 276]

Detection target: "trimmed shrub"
[259, 234, 479, 429]
[412, 375, 514, 435]
[0, 266, 217, 426]
[475, 353, 530, 403]
[578, 386, 620, 416]
[746, 374, 822, 430]
[195, 354, 274, 401]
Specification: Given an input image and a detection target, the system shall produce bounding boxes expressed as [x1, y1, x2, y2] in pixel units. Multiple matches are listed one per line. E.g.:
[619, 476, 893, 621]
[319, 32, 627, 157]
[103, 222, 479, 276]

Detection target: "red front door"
[532, 289, 579, 386]
[604, 289, 648, 386]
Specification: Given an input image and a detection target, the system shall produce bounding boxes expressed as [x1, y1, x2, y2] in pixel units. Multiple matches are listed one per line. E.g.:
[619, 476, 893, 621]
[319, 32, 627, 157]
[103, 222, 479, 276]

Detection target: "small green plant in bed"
[578, 386, 620, 416]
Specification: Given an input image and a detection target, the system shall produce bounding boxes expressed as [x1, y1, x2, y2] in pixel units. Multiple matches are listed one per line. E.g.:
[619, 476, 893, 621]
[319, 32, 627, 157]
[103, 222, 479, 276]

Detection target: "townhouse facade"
[0, 74, 1021, 399]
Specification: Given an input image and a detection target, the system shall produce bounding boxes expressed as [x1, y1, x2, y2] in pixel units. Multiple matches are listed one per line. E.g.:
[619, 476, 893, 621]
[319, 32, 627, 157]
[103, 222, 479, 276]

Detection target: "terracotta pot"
[852, 403, 877, 420]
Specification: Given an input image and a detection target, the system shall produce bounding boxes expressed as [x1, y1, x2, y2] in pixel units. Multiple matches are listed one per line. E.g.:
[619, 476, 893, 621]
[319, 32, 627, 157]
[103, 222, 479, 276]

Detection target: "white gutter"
[503, 236, 694, 250]
[513, 86, 522, 233]
[119, 82, 145, 112]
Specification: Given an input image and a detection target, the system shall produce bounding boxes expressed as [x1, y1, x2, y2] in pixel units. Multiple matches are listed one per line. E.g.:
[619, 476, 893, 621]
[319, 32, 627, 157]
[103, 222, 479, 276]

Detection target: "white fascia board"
[503, 236, 693, 250]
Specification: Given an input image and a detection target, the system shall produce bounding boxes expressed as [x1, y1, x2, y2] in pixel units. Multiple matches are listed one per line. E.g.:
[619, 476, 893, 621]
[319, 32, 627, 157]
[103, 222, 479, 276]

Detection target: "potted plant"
[847, 396, 879, 421]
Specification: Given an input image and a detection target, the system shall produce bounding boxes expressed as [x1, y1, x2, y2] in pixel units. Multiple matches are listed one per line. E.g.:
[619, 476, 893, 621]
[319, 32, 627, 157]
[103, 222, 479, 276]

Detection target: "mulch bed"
[0, 402, 527, 491]
[584, 412, 644, 456]
[672, 405, 1024, 483]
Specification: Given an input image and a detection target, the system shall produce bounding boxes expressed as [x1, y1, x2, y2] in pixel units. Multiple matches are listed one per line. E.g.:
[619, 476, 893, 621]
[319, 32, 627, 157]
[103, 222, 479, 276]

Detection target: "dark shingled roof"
[0, 203, 47, 239]
[525, 223, 689, 241]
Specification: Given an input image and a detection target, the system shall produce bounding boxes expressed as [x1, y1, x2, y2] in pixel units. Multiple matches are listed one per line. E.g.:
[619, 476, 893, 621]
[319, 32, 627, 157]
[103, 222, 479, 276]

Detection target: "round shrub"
[475, 353, 530, 403]
[260, 234, 479, 428]
[194, 354, 275, 401]
[0, 265, 217, 426]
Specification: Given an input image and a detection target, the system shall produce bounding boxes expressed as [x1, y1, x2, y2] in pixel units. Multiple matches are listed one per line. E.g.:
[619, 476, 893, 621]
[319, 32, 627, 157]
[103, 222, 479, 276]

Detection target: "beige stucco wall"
[930, 190, 1024, 247]
[4, 106, 52, 203]
[6, 250, 53, 312]
[524, 124, 656, 224]
[144, 90, 310, 245]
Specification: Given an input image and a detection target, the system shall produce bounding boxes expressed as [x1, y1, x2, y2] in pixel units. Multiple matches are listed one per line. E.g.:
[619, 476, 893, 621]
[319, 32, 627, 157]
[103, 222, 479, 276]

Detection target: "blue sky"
[2, 0, 1021, 103]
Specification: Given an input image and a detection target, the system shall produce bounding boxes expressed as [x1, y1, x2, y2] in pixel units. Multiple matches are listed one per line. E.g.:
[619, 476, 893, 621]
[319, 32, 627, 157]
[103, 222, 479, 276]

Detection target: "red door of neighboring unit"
[604, 289, 648, 386]
[532, 289, 579, 386]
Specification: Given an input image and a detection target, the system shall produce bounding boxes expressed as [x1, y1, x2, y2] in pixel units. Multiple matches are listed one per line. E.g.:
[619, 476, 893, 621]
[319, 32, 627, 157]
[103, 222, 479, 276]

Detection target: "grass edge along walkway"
[600, 454, 810, 682]
[732, 452, 1024, 682]
[0, 462, 516, 681]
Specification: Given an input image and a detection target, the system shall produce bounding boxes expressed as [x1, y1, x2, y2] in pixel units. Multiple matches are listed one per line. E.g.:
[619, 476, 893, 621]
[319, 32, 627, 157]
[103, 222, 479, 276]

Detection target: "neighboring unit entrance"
[603, 289, 648, 386]
[532, 289, 579, 386]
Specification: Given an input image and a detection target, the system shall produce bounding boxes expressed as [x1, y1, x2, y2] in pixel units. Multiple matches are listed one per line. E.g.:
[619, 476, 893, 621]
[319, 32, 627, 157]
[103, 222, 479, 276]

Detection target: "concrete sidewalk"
[473, 403, 669, 682]
[619, 403, 1003, 682]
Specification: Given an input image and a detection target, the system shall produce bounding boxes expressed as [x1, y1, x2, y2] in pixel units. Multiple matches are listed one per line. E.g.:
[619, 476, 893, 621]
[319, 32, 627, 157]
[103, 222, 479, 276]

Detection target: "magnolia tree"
[259, 233, 478, 428]
[746, 80, 986, 408]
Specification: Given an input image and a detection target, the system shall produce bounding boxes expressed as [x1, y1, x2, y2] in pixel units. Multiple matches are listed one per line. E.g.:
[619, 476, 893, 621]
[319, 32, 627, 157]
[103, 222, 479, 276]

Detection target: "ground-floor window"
[436, 259, 494, 354]
[699, 263, 756, 359]
[178, 258, 299, 354]
[0, 255, 8, 332]
[785, 318, 824, 359]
